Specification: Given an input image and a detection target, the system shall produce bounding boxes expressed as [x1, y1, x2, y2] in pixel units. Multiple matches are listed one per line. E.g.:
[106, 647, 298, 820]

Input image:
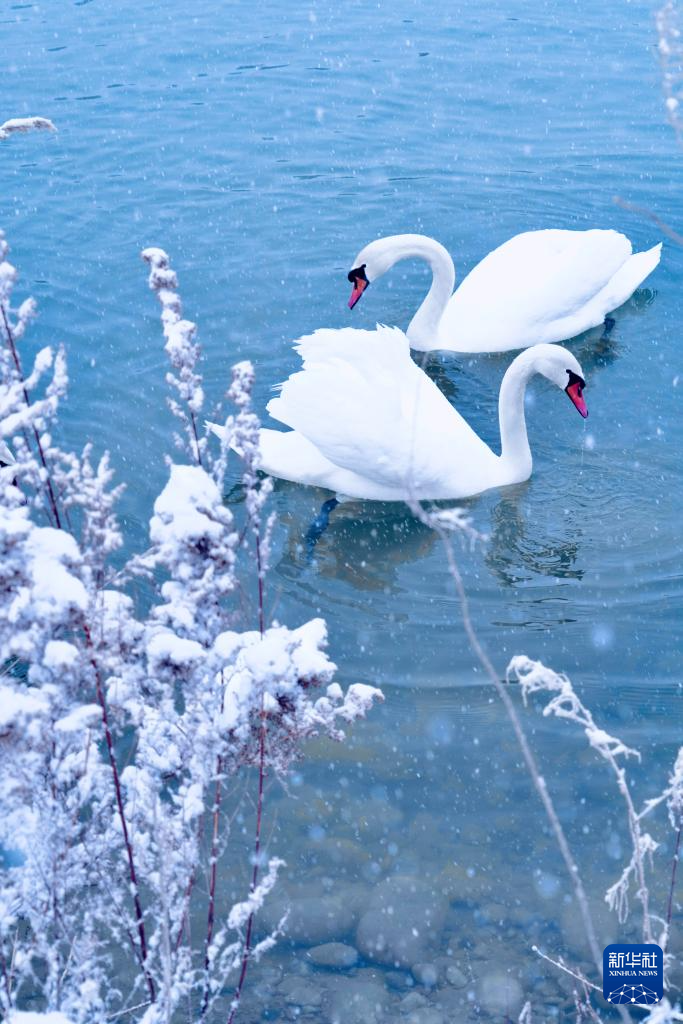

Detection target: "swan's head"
[347, 237, 402, 309]
[531, 344, 588, 418]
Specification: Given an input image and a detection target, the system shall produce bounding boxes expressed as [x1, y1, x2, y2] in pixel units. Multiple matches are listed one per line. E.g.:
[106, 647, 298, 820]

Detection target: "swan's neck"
[498, 352, 535, 480]
[377, 236, 455, 351]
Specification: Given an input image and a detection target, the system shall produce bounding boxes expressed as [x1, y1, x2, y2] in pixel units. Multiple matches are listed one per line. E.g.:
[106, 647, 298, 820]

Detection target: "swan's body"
[209, 327, 587, 502]
[347, 230, 661, 353]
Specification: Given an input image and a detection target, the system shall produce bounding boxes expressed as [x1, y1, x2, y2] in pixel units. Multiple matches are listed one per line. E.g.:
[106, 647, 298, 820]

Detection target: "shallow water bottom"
[209, 682, 682, 1023]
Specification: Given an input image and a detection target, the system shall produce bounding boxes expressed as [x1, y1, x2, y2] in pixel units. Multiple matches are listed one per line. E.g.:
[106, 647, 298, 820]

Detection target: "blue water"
[3, 0, 683, 1018]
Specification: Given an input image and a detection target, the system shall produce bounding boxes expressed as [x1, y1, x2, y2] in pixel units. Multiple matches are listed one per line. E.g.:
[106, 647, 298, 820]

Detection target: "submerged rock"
[260, 891, 357, 945]
[475, 970, 524, 1016]
[323, 974, 390, 1024]
[279, 976, 322, 1008]
[405, 1010, 445, 1024]
[445, 964, 468, 988]
[433, 985, 472, 1017]
[400, 990, 429, 1011]
[411, 961, 439, 987]
[307, 941, 359, 969]
[355, 874, 447, 968]
[385, 969, 415, 991]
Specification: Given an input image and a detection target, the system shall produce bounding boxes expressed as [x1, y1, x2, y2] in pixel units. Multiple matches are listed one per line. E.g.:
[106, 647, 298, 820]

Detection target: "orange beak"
[348, 276, 368, 309]
[566, 379, 588, 418]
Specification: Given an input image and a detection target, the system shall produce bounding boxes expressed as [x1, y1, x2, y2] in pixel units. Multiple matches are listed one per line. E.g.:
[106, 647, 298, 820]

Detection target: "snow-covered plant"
[0, 233, 383, 1024]
[0, 117, 56, 141]
[508, 656, 683, 971]
[657, 1, 683, 144]
[642, 999, 683, 1023]
[418, 499, 683, 1023]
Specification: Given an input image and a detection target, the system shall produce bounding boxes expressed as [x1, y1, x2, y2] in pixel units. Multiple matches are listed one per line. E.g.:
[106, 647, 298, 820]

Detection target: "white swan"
[209, 327, 588, 502]
[347, 230, 661, 353]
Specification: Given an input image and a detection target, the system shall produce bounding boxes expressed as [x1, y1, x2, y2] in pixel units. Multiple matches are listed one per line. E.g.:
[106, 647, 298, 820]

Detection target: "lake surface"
[3, 0, 682, 1018]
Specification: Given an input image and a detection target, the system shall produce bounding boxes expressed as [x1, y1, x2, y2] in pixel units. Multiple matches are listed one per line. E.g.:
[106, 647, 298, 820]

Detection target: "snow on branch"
[657, 1, 683, 145]
[0, 117, 56, 141]
[227, 857, 285, 931]
[507, 655, 640, 763]
[641, 1000, 683, 1023]
[141, 246, 205, 464]
[407, 497, 488, 546]
[507, 655, 656, 941]
[216, 618, 383, 770]
[0, 231, 385, 1024]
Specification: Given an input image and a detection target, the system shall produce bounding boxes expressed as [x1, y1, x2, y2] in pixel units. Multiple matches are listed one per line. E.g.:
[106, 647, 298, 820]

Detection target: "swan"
[347, 230, 661, 353]
[209, 327, 588, 503]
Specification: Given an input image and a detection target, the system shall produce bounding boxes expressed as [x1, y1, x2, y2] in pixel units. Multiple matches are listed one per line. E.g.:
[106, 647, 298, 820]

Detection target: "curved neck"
[498, 349, 538, 477]
[373, 235, 455, 350]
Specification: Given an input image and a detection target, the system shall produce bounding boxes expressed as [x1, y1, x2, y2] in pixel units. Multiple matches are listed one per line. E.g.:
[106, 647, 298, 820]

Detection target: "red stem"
[85, 623, 155, 1003]
[1, 303, 62, 529]
[255, 534, 265, 637]
[200, 767, 223, 1017]
[190, 410, 203, 468]
[226, 722, 266, 1024]
[174, 814, 205, 953]
[226, 533, 267, 1024]
[2, 305, 152, 998]
[665, 816, 682, 952]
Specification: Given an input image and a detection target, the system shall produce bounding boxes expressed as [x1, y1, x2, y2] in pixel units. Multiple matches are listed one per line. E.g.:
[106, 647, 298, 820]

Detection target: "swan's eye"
[565, 369, 585, 390]
[347, 264, 368, 284]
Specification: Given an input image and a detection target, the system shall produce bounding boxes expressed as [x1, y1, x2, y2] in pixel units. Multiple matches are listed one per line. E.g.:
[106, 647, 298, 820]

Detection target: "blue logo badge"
[603, 944, 663, 1005]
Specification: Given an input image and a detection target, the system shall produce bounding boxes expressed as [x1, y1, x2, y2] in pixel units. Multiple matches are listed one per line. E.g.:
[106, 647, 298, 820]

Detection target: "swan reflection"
[273, 484, 584, 593]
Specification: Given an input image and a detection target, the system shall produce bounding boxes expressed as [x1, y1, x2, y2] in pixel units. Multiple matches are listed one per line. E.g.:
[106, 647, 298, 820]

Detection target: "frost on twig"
[217, 619, 383, 770]
[0, 233, 384, 1024]
[531, 945, 601, 994]
[507, 656, 656, 941]
[227, 857, 285, 931]
[641, 1000, 683, 1023]
[657, 1, 683, 144]
[406, 497, 488, 547]
[0, 230, 68, 528]
[507, 656, 640, 764]
[0, 117, 56, 140]
[605, 832, 659, 926]
[141, 246, 205, 465]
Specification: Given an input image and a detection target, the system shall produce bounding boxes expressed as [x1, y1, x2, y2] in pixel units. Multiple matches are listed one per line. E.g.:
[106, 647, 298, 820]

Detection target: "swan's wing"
[442, 229, 635, 350]
[267, 326, 495, 493]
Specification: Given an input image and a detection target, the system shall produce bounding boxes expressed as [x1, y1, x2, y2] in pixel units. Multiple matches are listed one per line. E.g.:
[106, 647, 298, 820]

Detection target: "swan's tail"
[206, 420, 245, 460]
[206, 421, 228, 444]
[601, 242, 662, 311]
[206, 420, 336, 487]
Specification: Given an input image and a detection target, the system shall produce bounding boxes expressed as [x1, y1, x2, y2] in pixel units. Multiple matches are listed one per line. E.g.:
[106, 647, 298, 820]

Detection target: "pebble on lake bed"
[445, 964, 468, 988]
[355, 875, 447, 968]
[278, 975, 322, 1008]
[405, 1009, 446, 1024]
[411, 962, 439, 987]
[475, 970, 524, 1016]
[323, 974, 389, 1024]
[259, 891, 357, 945]
[307, 941, 359, 969]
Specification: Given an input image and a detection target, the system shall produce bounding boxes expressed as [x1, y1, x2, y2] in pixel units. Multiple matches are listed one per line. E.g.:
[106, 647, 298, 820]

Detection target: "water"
[3, 0, 683, 1018]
